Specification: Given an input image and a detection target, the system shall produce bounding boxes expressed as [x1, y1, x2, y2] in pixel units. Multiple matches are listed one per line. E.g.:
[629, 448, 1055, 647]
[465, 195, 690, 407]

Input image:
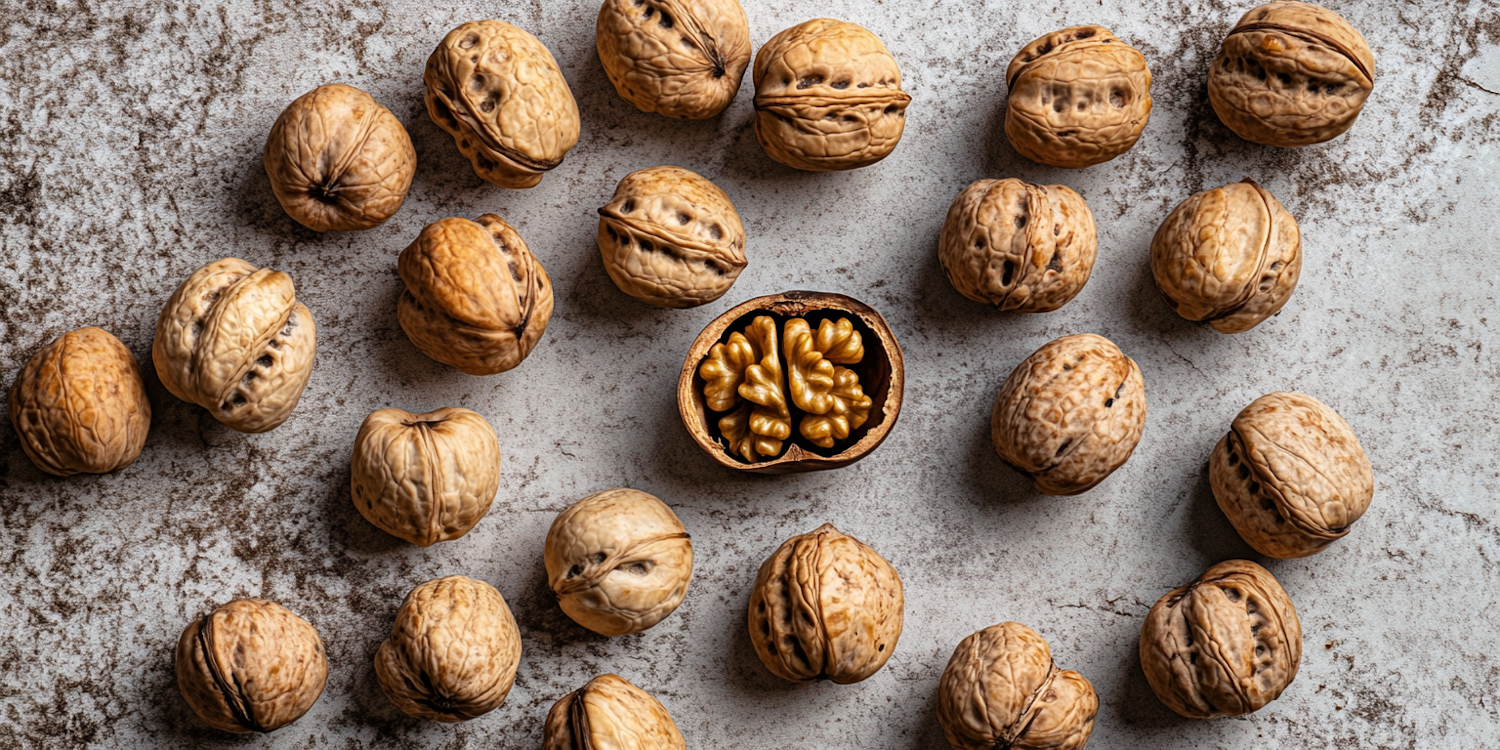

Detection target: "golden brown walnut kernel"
[152, 258, 317, 433]
[784, 317, 871, 448]
[263, 83, 415, 232]
[175, 599, 327, 734]
[596, 0, 751, 119]
[699, 315, 790, 461]
[1140, 560, 1302, 718]
[1005, 26, 1152, 168]
[1209, 1, 1375, 147]
[398, 214, 554, 375]
[938, 622, 1098, 750]
[543, 674, 686, 750]
[1211, 392, 1373, 558]
[9, 327, 151, 476]
[425, 20, 581, 188]
[939, 179, 1098, 312]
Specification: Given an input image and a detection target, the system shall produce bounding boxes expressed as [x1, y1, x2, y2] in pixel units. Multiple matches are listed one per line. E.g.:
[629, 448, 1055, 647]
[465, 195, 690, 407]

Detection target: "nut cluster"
[543, 673, 686, 750]
[596, 0, 752, 120]
[938, 622, 1098, 750]
[175, 599, 327, 734]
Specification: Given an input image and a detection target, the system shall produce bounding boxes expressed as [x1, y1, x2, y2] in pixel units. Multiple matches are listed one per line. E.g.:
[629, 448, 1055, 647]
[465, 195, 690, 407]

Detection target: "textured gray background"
[0, 0, 1497, 747]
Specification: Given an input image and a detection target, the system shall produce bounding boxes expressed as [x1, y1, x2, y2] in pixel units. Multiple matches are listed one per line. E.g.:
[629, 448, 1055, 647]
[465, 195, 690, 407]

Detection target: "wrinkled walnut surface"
[938, 622, 1098, 750]
[175, 599, 326, 734]
[543, 673, 686, 750]
[784, 317, 871, 447]
[597, 0, 751, 119]
[700, 315, 791, 462]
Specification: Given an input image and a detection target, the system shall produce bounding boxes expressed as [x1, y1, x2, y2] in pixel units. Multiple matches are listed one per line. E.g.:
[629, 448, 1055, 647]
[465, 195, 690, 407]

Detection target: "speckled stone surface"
[1, 1, 1497, 747]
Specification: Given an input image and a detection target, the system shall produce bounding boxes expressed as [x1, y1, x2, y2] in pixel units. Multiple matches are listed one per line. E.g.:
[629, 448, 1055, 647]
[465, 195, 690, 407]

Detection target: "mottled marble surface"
[1, 0, 1497, 747]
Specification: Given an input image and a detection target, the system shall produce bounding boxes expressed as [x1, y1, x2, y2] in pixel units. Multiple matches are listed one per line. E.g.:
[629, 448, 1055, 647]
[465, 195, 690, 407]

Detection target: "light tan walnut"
[596, 0, 751, 119]
[152, 258, 317, 433]
[175, 599, 326, 734]
[938, 622, 1098, 750]
[784, 317, 871, 448]
[543, 674, 686, 750]
[698, 315, 790, 461]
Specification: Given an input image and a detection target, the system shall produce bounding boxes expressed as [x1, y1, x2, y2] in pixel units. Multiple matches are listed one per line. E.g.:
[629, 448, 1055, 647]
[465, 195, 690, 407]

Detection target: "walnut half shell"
[596, 0, 752, 119]
[543, 674, 686, 750]
[175, 599, 327, 733]
[937, 622, 1098, 750]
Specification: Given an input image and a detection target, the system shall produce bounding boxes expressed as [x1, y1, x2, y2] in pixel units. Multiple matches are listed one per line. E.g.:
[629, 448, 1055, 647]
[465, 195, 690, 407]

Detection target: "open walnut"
[175, 599, 326, 733]
[543, 674, 686, 750]
[938, 622, 1098, 750]
[596, 0, 751, 119]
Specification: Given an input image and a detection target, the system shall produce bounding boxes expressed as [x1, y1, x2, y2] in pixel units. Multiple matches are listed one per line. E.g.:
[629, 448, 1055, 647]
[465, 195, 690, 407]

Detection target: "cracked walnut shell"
[597, 0, 751, 119]
[1211, 392, 1373, 558]
[175, 599, 327, 733]
[546, 488, 693, 637]
[9, 327, 150, 476]
[753, 19, 910, 171]
[1209, 2, 1375, 147]
[263, 83, 415, 232]
[1140, 560, 1302, 718]
[153, 258, 316, 433]
[938, 622, 1098, 750]
[425, 20, 581, 188]
[597, 166, 747, 308]
[543, 674, 686, 750]
[1005, 26, 1152, 168]
[350, 406, 501, 547]
[748, 523, 903, 684]
[939, 179, 1098, 312]
[374, 576, 522, 722]
[991, 334, 1146, 495]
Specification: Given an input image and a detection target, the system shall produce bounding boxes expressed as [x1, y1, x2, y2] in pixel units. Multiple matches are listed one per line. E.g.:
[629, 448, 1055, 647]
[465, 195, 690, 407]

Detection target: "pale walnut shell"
[543, 673, 686, 750]
[752, 18, 911, 171]
[545, 488, 693, 637]
[990, 333, 1147, 495]
[1151, 179, 1302, 334]
[938, 622, 1098, 750]
[350, 406, 501, 547]
[263, 83, 415, 232]
[597, 165, 747, 308]
[1211, 392, 1373, 558]
[1005, 26, 1152, 168]
[748, 523, 903, 684]
[425, 20, 581, 188]
[175, 599, 327, 734]
[938, 179, 1098, 313]
[374, 576, 522, 722]
[9, 327, 151, 476]
[152, 258, 317, 433]
[597, 0, 751, 119]
[398, 214, 554, 375]
[1209, 1, 1375, 147]
[1140, 560, 1302, 718]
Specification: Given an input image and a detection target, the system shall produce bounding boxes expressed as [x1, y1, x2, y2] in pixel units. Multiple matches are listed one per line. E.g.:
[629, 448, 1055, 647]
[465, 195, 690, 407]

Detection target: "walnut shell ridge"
[175, 599, 327, 733]
[938, 622, 1098, 750]
[597, 0, 751, 119]
[543, 673, 686, 750]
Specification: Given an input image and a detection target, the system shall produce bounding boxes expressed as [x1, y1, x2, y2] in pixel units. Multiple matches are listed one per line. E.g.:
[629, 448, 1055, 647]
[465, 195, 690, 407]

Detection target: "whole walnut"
[350, 406, 501, 546]
[374, 576, 522, 722]
[1151, 179, 1302, 333]
[748, 523, 902, 684]
[938, 622, 1098, 750]
[545, 488, 693, 637]
[1140, 560, 1302, 718]
[1211, 392, 1373, 558]
[598, 166, 747, 308]
[596, 0, 751, 119]
[938, 179, 1098, 313]
[991, 334, 1146, 495]
[543, 674, 686, 750]
[175, 599, 327, 733]
[263, 83, 415, 232]
[1005, 26, 1152, 168]
[153, 258, 317, 433]
[753, 19, 911, 171]
[398, 215, 554, 375]
[425, 20, 581, 188]
[9, 327, 150, 476]
[1208, 1, 1375, 147]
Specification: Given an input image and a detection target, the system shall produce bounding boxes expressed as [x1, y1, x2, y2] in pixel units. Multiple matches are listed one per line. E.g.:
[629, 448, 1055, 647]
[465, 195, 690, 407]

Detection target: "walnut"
[398, 214, 554, 375]
[1208, 1, 1375, 147]
[175, 599, 326, 733]
[1140, 560, 1302, 718]
[748, 523, 903, 684]
[596, 0, 751, 119]
[937, 622, 1098, 750]
[8, 327, 150, 476]
[545, 488, 693, 636]
[784, 317, 871, 448]
[1005, 26, 1152, 168]
[1150, 179, 1302, 333]
[152, 258, 317, 433]
[938, 179, 1098, 312]
[698, 315, 790, 462]
[752, 19, 910, 171]
[350, 406, 501, 546]
[374, 576, 522, 722]
[990, 333, 1146, 495]
[425, 20, 581, 188]
[597, 166, 747, 308]
[1211, 392, 1373, 558]
[543, 673, 686, 750]
[262, 83, 415, 232]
